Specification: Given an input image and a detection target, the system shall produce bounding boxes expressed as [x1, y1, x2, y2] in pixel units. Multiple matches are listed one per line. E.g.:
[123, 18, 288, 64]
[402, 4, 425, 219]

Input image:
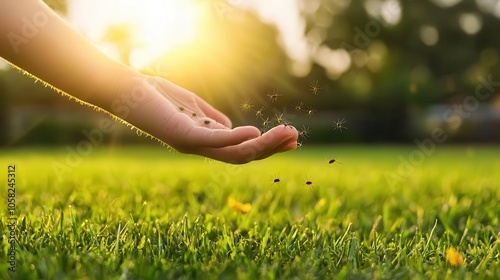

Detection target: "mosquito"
[240, 99, 253, 111]
[309, 80, 322, 95]
[275, 113, 284, 124]
[267, 89, 282, 103]
[305, 107, 316, 117]
[305, 177, 315, 190]
[261, 117, 271, 132]
[282, 120, 293, 128]
[270, 174, 282, 186]
[254, 106, 265, 119]
[293, 101, 304, 112]
[333, 118, 348, 132]
[298, 126, 311, 139]
[328, 158, 342, 166]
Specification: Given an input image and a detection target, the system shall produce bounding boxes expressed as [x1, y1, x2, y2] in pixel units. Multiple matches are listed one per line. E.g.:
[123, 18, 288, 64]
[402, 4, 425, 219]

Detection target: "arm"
[0, 0, 298, 163]
[0, 0, 126, 109]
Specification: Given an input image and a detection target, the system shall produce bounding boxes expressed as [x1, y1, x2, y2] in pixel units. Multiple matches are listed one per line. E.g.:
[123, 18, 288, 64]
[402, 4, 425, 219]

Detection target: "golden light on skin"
[0, 58, 10, 71]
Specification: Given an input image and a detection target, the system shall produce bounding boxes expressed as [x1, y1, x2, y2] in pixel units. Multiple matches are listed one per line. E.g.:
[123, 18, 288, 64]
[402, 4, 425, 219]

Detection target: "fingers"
[254, 141, 297, 160]
[148, 76, 297, 163]
[180, 125, 261, 150]
[195, 97, 232, 128]
[195, 117, 229, 130]
[189, 125, 298, 164]
[152, 76, 232, 128]
[254, 138, 298, 161]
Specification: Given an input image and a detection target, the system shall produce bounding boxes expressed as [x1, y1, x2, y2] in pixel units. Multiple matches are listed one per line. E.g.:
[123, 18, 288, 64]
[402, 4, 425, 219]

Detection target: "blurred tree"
[299, 0, 500, 141]
[4, 0, 500, 145]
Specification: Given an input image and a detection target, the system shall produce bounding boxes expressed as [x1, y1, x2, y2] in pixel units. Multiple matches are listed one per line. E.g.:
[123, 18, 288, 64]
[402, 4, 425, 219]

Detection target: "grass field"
[1, 145, 499, 279]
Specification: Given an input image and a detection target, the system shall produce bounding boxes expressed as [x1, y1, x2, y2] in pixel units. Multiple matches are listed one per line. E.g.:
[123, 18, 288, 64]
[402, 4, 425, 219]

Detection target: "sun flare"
[127, 0, 203, 68]
[69, 0, 204, 69]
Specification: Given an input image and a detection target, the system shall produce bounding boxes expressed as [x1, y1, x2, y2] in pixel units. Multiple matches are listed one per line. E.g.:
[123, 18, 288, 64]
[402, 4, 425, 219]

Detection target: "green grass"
[1, 145, 499, 279]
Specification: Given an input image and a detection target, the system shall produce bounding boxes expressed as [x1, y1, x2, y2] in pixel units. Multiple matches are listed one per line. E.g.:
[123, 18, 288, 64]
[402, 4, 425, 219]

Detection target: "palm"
[150, 77, 298, 163]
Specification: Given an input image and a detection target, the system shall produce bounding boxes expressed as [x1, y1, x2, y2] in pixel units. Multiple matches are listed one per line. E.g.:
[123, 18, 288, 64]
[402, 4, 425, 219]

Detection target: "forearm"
[0, 0, 138, 110]
[0, 1, 299, 163]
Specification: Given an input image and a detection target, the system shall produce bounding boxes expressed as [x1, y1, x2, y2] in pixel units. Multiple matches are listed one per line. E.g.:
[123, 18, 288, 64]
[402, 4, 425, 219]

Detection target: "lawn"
[1, 145, 499, 279]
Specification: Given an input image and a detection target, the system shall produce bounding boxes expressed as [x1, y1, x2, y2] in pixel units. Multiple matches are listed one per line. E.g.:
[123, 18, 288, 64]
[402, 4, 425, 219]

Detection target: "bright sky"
[67, 0, 203, 68]
[66, 0, 310, 72]
[241, 0, 311, 76]
[1, 0, 497, 75]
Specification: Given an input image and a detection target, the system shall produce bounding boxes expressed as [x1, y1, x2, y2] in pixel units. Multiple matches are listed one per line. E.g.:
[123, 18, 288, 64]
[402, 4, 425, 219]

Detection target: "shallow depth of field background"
[1, 0, 500, 279]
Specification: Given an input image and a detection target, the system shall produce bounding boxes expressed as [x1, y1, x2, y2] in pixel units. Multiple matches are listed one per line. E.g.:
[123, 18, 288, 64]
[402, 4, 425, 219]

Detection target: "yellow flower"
[227, 197, 252, 214]
[446, 247, 464, 267]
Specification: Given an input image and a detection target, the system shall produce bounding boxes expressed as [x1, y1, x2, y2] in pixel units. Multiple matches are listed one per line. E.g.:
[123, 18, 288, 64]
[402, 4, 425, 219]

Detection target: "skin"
[0, 0, 298, 164]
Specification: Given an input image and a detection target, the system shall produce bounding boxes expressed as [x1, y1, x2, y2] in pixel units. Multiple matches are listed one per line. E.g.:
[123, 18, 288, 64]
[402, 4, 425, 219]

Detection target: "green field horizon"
[1, 145, 499, 279]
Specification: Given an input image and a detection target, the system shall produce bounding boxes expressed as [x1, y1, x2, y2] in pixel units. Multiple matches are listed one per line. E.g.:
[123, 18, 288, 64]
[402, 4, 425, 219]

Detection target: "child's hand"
[115, 75, 298, 164]
[0, 0, 298, 164]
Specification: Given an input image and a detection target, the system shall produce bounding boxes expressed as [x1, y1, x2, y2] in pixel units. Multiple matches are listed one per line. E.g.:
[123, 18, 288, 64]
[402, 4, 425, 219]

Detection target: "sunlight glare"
[68, 0, 203, 69]
[128, 0, 203, 69]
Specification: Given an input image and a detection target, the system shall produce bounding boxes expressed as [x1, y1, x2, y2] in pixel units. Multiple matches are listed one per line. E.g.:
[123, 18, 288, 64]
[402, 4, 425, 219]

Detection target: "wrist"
[88, 62, 143, 113]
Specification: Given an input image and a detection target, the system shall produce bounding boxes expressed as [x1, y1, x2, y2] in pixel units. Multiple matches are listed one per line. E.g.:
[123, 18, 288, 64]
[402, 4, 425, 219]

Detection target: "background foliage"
[1, 0, 500, 146]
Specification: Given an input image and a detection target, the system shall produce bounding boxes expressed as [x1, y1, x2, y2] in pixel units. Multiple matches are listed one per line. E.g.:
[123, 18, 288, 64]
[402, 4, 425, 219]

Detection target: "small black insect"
[328, 158, 342, 166]
[306, 107, 316, 117]
[270, 174, 282, 186]
[333, 118, 347, 132]
[254, 106, 265, 119]
[240, 99, 253, 111]
[179, 107, 185, 111]
[304, 175, 315, 189]
[309, 80, 322, 95]
[192, 112, 197, 117]
[262, 118, 271, 128]
[204, 120, 211, 125]
[298, 126, 310, 139]
[267, 89, 282, 103]
[275, 113, 284, 124]
[293, 101, 304, 112]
